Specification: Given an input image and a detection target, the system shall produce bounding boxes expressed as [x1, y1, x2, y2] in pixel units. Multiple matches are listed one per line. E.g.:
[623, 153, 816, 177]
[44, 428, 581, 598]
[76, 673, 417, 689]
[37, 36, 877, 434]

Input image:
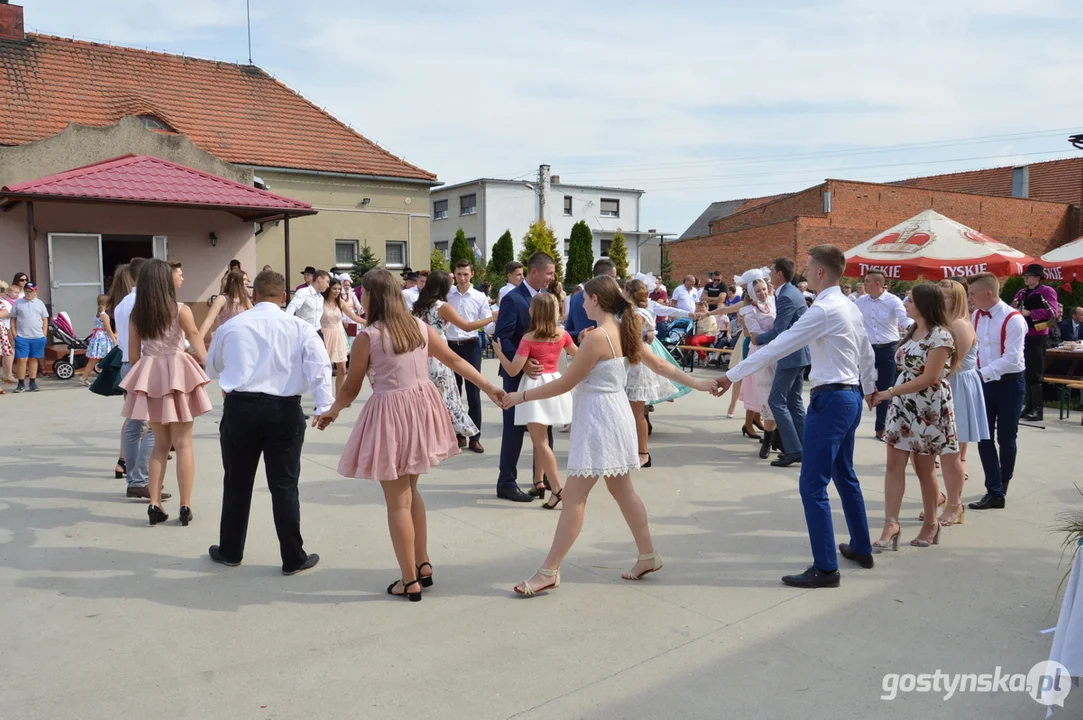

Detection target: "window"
[460, 194, 477, 216]
[335, 239, 359, 266]
[563, 196, 573, 216]
[435, 241, 449, 257]
[563, 239, 571, 256]
[600, 198, 620, 217]
[1011, 166, 1029, 199]
[600, 239, 612, 257]
[466, 237, 478, 255]
[385, 241, 407, 269]
[139, 114, 173, 131]
[433, 199, 449, 220]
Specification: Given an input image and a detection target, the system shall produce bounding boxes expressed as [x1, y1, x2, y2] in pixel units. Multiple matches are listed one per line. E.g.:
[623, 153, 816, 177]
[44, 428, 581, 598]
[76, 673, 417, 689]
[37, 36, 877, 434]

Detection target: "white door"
[48, 233, 103, 336]
[152, 235, 168, 260]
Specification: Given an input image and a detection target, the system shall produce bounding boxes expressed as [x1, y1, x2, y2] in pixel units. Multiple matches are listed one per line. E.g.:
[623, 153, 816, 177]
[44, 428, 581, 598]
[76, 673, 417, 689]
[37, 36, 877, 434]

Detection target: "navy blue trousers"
[977, 372, 1025, 498]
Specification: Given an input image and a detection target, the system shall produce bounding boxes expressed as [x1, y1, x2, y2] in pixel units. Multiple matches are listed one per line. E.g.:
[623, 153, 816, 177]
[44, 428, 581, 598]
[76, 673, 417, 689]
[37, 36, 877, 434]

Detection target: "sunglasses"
[16, 277, 27, 283]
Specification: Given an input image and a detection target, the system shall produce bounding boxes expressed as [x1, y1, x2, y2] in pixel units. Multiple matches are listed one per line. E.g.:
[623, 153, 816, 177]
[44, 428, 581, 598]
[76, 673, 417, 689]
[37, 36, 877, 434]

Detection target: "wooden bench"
[675, 345, 732, 372]
[1044, 376, 1083, 422]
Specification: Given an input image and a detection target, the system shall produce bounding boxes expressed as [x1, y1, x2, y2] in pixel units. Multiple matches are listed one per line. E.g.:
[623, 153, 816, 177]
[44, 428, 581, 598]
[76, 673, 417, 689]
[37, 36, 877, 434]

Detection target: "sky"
[22, 0, 1083, 236]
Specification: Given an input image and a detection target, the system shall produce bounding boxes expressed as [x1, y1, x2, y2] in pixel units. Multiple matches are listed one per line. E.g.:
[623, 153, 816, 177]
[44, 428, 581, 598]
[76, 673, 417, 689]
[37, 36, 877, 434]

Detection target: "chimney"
[0, 2, 25, 41]
[551, 174, 560, 185]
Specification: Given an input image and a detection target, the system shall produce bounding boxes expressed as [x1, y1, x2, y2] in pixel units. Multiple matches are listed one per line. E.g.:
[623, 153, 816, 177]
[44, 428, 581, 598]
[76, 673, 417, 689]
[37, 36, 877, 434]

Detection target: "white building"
[429, 168, 661, 275]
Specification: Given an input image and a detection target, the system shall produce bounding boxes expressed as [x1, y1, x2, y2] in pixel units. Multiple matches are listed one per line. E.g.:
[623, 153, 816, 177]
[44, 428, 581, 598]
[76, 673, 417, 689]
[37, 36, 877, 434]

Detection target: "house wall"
[253, 171, 432, 278]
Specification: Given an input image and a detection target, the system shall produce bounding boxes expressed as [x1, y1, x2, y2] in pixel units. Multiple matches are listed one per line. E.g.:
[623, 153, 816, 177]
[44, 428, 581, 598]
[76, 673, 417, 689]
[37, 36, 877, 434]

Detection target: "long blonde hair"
[937, 279, 969, 321]
[361, 268, 425, 355]
[527, 293, 562, 340]
[582, 275, 643, 365]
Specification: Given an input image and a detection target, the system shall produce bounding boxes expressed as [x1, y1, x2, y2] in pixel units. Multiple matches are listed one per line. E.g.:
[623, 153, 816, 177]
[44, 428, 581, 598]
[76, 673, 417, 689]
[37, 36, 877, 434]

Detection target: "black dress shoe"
[968, 494, 1005, 510]
[283, 553, 320, 576]
[838, 543, 874, 569]
[208, 545, 241, 567]
[782, 566, 841, 588]
[771, 452, 802, 468]
[497, 487, 536, 502]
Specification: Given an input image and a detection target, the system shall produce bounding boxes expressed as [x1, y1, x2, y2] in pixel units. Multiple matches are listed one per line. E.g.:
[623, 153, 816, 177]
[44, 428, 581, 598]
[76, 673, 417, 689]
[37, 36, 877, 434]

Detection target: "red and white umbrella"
[1039, 235, 1083, 282]
[844, 209, 1032, 280]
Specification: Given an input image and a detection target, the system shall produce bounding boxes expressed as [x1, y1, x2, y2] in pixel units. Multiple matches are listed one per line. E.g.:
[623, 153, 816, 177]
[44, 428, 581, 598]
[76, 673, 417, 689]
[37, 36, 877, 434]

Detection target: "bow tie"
[978, 310, 992, 318]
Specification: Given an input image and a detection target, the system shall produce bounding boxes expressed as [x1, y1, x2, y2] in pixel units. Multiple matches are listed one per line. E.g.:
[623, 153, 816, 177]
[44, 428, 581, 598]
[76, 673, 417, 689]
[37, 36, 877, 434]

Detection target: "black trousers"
[218, 392, 308, 571]
[1023, 335, 1046, 386]
[449, 338, 482, 442]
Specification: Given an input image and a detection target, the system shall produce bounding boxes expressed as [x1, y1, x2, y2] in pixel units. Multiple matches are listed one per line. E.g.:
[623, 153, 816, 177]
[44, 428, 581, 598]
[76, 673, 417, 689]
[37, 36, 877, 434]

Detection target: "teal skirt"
[648, 337, 691, 405]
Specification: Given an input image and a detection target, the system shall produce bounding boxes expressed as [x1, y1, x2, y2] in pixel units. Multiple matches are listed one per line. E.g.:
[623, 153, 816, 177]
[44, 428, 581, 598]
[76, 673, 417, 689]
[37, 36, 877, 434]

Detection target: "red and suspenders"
[973, 310, 1022, 369]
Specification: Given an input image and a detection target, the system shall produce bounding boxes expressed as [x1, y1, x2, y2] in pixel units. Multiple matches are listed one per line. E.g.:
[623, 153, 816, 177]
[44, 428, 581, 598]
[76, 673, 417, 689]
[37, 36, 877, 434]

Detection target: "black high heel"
[639, 453, 652, 468]
[742, 426, 761, 440]
[529, 480, 547, 500]
[388, 578, 422, 602]
[179, 506, 193, 526]
[417, 562, 434, 588]
[759, 430, 772, 459]
[115, 458, 127, 479]
[148, 505, 168, 525]
[543, 488, 563, 510]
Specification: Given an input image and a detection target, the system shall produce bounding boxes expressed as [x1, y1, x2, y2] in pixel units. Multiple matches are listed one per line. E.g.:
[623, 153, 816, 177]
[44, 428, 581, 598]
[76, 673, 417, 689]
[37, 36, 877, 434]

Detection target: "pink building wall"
[0, 201, 257, 305]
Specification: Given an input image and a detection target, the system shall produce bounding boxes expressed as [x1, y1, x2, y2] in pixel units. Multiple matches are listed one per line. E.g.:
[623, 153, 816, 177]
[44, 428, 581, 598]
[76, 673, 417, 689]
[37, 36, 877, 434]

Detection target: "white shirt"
[646, 299, 691, 323]
[114, 288, 137, 362]
[498, 283, 516, 302]
[402, 286, 419, 310]
[671, 284, 697, 313]
[206, 302, 335, 414]
[855, 291, 913, 345]
[284, 285, 323, 330]
[972, 300, 1027, 382]
[728, 286, 877, 394]
[446, 285, 492, 341]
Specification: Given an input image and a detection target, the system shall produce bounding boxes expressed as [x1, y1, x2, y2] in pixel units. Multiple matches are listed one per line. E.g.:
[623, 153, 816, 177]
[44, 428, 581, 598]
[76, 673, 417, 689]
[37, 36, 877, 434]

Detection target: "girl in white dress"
[738, 278, 779, 457]
[497, 294, 577, 509]
[502, 276, 718, 597]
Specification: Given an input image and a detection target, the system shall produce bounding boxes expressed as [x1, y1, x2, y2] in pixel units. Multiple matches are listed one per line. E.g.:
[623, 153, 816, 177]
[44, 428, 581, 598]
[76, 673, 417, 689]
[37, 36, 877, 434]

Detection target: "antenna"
[246, 0, 252, 64]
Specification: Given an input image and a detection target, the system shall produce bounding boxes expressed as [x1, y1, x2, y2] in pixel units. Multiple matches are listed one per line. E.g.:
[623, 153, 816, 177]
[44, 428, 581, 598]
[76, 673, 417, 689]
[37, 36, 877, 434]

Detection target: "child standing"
[11, 282, 49, 393]
[80, 294, 117, 385]
[497, 293, 577, 509]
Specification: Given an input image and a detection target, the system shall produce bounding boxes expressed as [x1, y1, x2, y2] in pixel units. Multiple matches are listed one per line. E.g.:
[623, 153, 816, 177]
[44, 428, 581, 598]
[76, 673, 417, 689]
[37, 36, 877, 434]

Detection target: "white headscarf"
[633, 272, 658, 293]
[738, 267, 771, 288]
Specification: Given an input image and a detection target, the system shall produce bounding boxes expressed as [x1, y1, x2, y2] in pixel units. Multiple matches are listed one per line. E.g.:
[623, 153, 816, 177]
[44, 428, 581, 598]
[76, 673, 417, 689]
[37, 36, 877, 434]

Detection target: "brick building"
[671, 157, 1083, 281]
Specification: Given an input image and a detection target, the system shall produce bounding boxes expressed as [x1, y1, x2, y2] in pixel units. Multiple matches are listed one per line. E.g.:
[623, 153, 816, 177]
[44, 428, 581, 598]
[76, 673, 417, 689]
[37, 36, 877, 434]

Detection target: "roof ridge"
[25, 33, 262, 71]
[891, 155, 1083, 185]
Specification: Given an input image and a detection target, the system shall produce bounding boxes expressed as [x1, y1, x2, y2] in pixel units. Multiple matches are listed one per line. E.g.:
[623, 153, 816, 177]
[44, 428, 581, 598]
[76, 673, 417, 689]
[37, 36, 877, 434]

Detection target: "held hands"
[313, 409, 338, 430]
[484, 385, 507, 407]
[501, 391, 525, 410]
[577, 327, 593, 344]
[869, 391, 889, 408]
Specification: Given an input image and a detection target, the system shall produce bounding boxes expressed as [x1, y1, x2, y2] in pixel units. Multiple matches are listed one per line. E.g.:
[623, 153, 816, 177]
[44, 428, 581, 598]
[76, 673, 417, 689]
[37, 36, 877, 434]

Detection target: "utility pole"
[538, 164, 551, 225]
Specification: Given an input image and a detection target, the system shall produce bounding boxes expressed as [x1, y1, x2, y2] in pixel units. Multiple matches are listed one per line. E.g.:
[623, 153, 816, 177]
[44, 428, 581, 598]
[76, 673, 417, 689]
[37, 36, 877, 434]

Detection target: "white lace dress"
[567, 331, 640, 478]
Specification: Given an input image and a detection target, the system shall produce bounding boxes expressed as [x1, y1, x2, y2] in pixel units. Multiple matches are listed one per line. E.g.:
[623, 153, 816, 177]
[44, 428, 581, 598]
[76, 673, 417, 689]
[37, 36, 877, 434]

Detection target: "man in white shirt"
[498, 261, 524, 302]
[285, 270, 330, 332]
[966, 272, 1027, 511]
[113, 257, 168, 501]
[401, 272, 420, 310]
[671, 275, 697, 313]
[205, 270, 333, 575]
[718, 244, 877, 589]
[446, 259, 494, 453]
[854, 270, 913, 440]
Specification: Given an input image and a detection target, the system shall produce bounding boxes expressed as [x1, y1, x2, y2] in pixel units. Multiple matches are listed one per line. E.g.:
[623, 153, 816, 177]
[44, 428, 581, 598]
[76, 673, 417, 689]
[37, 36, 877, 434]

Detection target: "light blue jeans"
[120, 362, 155, 488]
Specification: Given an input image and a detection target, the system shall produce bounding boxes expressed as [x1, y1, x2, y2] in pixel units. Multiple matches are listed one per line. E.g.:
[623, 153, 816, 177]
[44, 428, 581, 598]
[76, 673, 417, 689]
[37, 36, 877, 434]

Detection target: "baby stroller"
[49, 312, 92, 380]
[660, 317, 695, 366]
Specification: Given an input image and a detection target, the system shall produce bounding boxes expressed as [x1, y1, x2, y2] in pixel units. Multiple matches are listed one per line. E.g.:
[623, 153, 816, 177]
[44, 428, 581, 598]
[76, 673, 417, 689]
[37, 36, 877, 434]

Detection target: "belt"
[226, 391, 301, 402]
[447, 338, 479, 346]
[810, 383, 860, 396]
[872, 342, 897, 350]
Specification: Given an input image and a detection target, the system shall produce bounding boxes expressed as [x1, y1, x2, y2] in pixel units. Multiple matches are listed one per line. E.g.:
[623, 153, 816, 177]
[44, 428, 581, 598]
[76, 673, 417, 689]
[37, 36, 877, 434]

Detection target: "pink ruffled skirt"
[119, 351, 212, 424]
[338, 381, 460, 481]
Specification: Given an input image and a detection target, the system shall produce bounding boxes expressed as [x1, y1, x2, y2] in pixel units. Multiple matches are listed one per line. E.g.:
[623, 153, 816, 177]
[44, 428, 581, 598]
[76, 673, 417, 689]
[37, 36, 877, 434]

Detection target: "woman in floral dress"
[873, 283, 960, 549]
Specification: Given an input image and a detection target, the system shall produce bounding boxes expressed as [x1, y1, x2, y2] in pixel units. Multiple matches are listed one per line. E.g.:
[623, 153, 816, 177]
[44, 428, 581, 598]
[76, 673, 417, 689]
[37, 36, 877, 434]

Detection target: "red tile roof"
[892, 157, 1083, 205]
[0, 154, 316, 220]
[0, 34, 437, 182]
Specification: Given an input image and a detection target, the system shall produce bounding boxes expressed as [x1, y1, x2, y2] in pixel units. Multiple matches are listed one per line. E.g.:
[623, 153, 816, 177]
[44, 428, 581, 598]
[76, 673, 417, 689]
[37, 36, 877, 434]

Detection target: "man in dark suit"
[565, 258, 616, 343]
[493, 251, 557, 501]
[1060, 306, 1083, 342]
[750, 258, 812, 467]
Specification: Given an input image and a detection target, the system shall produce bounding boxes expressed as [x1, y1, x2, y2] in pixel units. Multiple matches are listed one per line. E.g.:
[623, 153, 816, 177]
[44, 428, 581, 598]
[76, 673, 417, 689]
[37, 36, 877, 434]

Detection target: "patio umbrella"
[1039, 235, 1083, 282]
[844, 209, 1032, 280]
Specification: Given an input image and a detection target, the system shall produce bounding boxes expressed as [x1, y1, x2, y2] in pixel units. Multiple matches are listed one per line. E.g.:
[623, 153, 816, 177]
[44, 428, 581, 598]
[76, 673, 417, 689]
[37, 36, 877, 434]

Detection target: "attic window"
[139, 115, 173, 132]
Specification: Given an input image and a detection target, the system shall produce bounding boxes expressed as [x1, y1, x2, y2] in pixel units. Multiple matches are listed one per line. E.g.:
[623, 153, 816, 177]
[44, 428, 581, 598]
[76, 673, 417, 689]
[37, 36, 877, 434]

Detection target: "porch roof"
[0, 154, 317, 222]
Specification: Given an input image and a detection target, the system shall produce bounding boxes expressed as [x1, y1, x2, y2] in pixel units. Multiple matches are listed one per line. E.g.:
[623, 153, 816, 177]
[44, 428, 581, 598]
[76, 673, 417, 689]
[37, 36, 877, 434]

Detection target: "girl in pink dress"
[315, 269, 504, 602]
[119, 259, 211, 527]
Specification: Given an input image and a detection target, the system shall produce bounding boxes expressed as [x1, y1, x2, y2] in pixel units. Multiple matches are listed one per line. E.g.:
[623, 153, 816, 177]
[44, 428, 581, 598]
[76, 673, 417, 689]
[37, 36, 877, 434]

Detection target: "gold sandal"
[514, 567, 560, 597]
[622, 552, 663, 580]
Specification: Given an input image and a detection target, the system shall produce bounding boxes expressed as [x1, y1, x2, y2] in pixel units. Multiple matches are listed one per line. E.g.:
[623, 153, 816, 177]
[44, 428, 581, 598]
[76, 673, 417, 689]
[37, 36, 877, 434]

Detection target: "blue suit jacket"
[755, 281, 812, 369]
[1060, 318, 1082, 342]
[494, 281, 536, 378]
[564, 291, 594, 342]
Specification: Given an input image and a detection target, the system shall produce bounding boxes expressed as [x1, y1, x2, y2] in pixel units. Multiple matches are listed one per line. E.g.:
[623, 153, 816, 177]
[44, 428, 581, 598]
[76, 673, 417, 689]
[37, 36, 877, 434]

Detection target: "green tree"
[429, 246, 449, 272]
[487, 230, 515, 291]
[565, 220, 594, 286]
[350, 243, 380, 285]
[518, 220, 563, 282]
[659, 244, 675, 289]
[450, 228, 473, 270]
[608, 229, 629, 279]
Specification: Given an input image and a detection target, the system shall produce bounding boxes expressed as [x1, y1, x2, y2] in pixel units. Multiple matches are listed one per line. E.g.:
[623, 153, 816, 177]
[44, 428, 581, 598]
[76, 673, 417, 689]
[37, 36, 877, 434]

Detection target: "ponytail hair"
[582, 275, 643, 365]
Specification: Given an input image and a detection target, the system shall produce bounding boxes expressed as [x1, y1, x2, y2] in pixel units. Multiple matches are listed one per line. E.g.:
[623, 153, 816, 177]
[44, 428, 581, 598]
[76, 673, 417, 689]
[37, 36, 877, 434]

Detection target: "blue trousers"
[769, 365, 806, 455]
[977, 372, 1025, 498]
[497, 373, 552, 491]
[120, 362, 155, 488]
[799, 387, 871, 573]
[872, 343, 898, 432]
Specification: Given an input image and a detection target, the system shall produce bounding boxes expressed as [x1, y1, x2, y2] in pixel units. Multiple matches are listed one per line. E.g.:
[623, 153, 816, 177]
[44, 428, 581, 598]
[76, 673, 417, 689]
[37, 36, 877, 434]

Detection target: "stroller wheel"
[54, 360, 75, 380]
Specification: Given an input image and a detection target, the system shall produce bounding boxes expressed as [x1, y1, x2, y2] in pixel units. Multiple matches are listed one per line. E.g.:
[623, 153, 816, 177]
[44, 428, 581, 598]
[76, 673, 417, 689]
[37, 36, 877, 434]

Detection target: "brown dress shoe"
[126, 486, 172, 501]
[468, 440, 485, 454]
[457, 435, 468, 449]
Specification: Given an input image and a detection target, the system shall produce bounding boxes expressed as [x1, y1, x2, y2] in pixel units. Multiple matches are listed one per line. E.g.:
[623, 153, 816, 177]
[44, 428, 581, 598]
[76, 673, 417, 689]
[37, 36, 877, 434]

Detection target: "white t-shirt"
[671, 285, 697, 313]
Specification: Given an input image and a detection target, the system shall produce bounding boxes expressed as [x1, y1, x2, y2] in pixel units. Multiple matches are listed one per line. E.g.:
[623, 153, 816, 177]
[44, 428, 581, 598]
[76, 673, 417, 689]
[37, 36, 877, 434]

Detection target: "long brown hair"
[904, 283, 961, 374]
[582, 275, 643, 365]
[527, 293, 561, 340]
[222, 269, 251, 309]
[412, 270, 451, 320]
[362, 268, 424, 355]
[624, 278, 649, 308]
[130, 259, 177, 341]
[106, 264, 133, 315]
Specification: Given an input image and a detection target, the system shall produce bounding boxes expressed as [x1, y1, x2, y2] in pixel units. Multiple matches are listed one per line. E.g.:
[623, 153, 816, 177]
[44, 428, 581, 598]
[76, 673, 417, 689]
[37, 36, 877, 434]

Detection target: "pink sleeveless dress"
[338, 318, 460, 481]
[119, 304, 212, 423]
